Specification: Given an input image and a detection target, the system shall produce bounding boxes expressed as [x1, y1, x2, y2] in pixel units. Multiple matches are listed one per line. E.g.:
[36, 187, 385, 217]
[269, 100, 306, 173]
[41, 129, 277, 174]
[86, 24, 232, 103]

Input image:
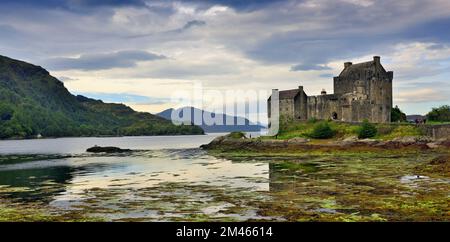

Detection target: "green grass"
[267, 121, 424, 141]
[426, 121, 450, 125]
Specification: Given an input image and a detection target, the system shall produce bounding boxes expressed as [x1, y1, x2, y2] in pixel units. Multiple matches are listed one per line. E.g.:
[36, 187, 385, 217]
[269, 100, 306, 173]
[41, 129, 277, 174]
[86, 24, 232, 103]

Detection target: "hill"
[157, 107, 265, 133]
[0, 55, 204, 139]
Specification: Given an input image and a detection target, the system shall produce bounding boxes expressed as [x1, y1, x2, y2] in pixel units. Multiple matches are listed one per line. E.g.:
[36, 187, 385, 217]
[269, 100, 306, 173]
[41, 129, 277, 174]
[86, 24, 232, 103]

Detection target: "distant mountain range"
[0, 55, 203, 139]
[157, 107, 266, 133]
[406, 115, 426, 122]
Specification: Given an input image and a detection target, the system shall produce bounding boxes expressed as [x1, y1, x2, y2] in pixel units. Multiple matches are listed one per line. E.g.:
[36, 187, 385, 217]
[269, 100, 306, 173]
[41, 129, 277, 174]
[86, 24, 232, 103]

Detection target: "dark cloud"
[45, 50, 166, 71]
[238, 1, 450, 69]
[401, 17, 450, 43]
[290, 63, 331, 71]
[182, 20, 206, 30]
[69, 0, 146, 7]
[0, 0, 146, 9]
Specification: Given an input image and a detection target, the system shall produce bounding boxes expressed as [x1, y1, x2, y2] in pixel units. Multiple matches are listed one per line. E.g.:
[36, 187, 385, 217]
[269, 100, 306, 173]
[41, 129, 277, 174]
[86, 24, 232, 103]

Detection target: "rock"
[342, 136, 358, 142]
[86, 146, 131, 153]
[415, 136, 434, 143]
[287, 137, 310, 143]
[428, 155, 450, 172]
[359, 138, 379, 145]
[426, 142, 440, 149]
[435, 139, 450, 147]
[392, 136, 416, 145]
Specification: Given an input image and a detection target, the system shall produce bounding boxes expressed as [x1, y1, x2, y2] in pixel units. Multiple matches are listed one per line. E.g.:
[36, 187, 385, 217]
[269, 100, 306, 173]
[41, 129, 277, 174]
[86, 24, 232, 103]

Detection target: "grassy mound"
[270, 120, 423, 140]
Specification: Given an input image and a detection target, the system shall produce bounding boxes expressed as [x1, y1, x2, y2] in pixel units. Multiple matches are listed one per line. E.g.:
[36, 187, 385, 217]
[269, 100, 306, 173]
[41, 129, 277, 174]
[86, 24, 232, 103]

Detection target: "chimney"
[373, 56, 380, 64]
[344, 62, 352, 68]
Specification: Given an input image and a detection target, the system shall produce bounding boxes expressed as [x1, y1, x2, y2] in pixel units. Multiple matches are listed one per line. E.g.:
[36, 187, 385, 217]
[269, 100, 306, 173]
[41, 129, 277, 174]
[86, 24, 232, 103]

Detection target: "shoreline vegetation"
[201, 122, 450, 176]
[202, 121, 450, 154]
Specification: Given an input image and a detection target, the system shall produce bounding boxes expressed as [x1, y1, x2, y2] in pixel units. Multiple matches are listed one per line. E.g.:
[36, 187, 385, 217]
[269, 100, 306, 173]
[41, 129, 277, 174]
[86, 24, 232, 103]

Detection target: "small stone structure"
[268, 56, 393, 123]
[420, 124, 450, 140]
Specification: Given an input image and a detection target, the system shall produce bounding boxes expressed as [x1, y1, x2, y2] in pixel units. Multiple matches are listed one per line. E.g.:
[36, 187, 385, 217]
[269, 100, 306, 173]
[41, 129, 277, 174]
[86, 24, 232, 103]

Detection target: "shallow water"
[0, 134, 449, 221]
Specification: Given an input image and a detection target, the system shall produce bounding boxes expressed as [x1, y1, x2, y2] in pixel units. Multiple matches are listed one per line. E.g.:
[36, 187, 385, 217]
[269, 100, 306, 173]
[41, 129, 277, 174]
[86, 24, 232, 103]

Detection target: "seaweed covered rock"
[417, 155, 450, 174]
[226, 131, 247, 139]
[429, 155, 450, 165]
[428, 155, 450, 173]
[86, 146, 131, 153]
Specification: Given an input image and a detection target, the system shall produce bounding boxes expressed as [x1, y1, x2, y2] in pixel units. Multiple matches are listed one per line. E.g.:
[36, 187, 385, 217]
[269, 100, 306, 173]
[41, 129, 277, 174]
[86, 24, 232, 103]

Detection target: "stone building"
[268, 56, 393, 124]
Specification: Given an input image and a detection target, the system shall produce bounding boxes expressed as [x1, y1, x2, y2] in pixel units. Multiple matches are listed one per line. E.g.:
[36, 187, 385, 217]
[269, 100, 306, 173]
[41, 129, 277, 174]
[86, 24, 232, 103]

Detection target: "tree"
[426, 105, 450, 122]
[391, 105, 407, 122]
[358, 119, 377, 139]
[0, 103, 14, 121]
[309, 121, 335, 139]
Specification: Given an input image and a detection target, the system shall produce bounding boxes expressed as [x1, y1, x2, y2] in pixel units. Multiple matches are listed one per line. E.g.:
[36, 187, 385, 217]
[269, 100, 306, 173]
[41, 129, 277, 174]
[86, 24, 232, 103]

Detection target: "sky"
[1, 0, 450, 122]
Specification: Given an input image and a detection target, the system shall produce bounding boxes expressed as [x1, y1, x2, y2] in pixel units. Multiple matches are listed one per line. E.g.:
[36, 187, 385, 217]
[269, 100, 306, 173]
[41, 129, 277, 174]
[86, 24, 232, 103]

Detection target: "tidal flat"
[0, 147, 448, 222]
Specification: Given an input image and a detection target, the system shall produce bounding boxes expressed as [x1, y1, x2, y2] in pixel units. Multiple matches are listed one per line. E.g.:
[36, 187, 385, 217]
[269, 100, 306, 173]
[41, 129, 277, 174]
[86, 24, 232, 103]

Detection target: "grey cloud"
[44, 50, 166, 71]
[58, 76, 78, 82]
[132, 63, 236, 79]
[182, 20, 206, 30]
[427, 43, 446, 50]
[124, 20, 206, 39]
[290, 63, 331, 71]
[239, 0, 450, 70]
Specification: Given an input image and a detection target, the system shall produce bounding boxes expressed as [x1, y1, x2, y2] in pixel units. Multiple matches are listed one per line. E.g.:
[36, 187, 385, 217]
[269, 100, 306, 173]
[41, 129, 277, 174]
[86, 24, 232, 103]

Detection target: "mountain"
[406, 115, 426, 122]
[157, 107, 266, 133]
[0, 55, 204, 139]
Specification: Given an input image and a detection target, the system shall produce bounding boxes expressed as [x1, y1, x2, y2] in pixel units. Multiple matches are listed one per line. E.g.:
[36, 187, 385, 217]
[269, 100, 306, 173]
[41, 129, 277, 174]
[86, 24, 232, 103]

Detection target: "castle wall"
[279, 98, 296, 120]
[298, 92, 308, 120]
[367, 73, 393, 123]
[307, 94, 341, 120]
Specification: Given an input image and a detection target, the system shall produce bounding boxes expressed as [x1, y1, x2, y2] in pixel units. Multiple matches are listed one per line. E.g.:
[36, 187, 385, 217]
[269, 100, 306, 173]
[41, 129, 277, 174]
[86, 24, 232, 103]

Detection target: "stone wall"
[279, 98, 295, 119]
[306, 94, 341, 120]
[420, 124, 450, 140]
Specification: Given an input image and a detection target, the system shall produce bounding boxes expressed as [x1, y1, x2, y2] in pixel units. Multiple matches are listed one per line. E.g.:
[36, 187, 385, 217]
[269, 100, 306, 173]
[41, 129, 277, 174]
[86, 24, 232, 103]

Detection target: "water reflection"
[0, 166, 74, 203]
[0, 149, 270, 210]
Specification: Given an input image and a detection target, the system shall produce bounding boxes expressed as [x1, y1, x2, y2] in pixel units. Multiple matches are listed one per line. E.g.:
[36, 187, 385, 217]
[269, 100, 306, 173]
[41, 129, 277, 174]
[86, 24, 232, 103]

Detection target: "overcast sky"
[1, 0, 450, 119]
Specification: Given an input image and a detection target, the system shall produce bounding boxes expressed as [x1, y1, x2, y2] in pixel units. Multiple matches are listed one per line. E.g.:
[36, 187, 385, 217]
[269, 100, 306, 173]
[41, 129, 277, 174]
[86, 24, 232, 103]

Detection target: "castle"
[268, 56, 393, 124]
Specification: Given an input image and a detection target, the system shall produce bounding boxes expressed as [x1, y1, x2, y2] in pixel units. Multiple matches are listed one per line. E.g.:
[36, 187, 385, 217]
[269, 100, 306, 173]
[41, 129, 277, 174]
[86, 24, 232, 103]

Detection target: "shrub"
[309, 121, 335, 139]
[358, 119, 377, 139]
[426, 105, 450, 122]
[227, 131, 246, 139]
[391, 105, 407, 122]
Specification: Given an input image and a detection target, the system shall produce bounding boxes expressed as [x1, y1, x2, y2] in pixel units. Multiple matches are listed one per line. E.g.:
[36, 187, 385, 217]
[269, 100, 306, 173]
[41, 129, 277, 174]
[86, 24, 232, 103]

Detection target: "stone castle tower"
[268, 56, 393, 123]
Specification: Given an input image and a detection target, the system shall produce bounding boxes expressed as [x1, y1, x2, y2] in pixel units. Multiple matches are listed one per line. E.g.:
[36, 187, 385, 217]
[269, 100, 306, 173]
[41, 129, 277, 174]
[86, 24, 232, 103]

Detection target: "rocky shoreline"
[201, 134, 450, 152]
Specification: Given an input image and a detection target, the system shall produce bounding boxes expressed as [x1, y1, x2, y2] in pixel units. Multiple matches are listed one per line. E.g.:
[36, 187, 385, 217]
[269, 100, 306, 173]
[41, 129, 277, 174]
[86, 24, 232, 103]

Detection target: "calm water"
[0, 134, 448, 221]
[0, 134, 228, 154]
